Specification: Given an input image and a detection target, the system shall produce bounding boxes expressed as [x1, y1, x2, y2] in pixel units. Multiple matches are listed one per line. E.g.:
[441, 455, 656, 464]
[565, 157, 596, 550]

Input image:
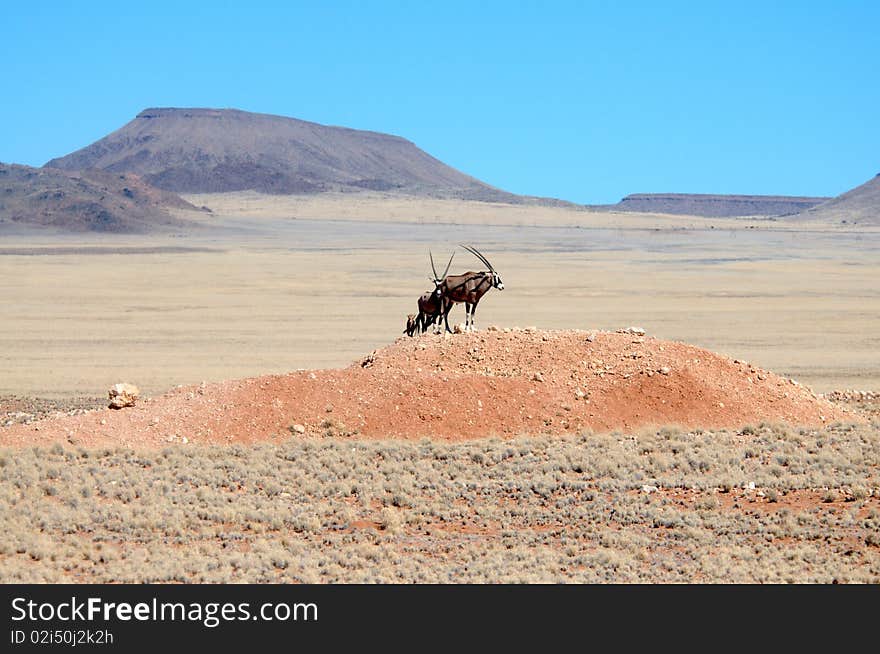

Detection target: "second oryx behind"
[404, 250, 455, 336]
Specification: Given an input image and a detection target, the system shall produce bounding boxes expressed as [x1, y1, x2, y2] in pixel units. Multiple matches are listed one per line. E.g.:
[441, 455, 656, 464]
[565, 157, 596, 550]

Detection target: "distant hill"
[792, 174, 880, 225]
[605, 193, 829, 217]
[45, 107, 528, 203]
[0, 163, 201, 233]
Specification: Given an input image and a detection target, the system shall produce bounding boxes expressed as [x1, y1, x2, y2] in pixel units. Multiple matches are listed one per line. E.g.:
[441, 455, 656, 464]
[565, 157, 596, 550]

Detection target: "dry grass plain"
[1, 420, 878, 583]
[1, 194, 878, 397]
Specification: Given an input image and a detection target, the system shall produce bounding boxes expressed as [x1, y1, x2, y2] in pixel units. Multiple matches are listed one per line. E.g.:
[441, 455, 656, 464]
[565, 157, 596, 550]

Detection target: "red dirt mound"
[0, 329, 856, 449]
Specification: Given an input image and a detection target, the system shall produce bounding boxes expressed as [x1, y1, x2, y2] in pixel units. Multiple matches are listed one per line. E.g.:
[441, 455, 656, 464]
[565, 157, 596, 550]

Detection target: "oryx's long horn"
[429, 250, 439, 280]
[442, 251, 455, 278]
[460, 244, 494, 272]
[472, 247, 496, 273]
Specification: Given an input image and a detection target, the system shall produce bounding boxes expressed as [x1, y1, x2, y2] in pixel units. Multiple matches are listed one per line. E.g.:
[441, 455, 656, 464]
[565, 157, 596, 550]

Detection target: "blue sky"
[2, 1, 877, 204]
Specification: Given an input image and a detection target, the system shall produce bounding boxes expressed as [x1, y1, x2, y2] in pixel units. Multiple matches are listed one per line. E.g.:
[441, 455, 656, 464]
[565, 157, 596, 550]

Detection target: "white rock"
[291, 424, 305, 434]
[108, 383, 139, 409]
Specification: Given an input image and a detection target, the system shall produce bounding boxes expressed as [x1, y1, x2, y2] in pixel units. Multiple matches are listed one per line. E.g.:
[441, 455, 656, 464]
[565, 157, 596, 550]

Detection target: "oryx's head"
[429, 250, 455, 298]
[461, 244, 503, 290]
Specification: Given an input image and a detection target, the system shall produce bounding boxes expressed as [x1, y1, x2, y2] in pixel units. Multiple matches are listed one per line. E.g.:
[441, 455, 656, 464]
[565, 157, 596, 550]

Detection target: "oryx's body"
[440, 246, 504, 332]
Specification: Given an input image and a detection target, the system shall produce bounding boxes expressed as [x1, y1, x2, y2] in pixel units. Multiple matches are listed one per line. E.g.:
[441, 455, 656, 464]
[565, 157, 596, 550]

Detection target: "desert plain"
[1, 193, 878, 583]
[2, 193, 879, 397]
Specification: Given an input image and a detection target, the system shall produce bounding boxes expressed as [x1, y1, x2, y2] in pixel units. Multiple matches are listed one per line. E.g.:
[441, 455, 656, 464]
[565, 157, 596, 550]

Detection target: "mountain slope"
[793, 174, 880, 224]
[0, 163, 200, 233]
[45, 107, 520, 202]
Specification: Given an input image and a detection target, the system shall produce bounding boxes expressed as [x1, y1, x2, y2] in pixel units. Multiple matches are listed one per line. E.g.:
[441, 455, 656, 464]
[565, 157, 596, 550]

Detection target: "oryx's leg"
[443, 302, 454, 333]
[470, 301, 479, 331]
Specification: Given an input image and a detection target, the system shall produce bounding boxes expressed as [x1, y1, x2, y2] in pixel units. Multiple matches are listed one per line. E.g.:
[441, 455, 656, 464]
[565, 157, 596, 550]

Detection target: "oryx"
[404, 250, 455, 336]
[439, 245, 504, 333]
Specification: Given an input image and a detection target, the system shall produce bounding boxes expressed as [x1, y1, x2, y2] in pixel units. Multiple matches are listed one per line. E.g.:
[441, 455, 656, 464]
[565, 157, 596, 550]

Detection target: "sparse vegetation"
[1, 421, 878, 583]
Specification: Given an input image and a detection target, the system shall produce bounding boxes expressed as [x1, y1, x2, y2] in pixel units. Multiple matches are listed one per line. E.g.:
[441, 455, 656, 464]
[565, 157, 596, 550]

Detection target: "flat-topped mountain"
[793, 174, 880, 225]
[45, 107, 522, 202]
[0, 163, 200, 232]
[607, 193, 829, 217]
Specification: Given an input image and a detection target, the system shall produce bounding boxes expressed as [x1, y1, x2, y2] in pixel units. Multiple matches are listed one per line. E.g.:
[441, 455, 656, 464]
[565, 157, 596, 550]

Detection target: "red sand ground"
[0, 328, 856, 449]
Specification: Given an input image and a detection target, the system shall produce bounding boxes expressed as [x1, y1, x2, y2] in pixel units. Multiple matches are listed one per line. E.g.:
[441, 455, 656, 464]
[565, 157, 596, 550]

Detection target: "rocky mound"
[0, 329, 855, 449]
[44, 107, 522, 202]
[0, 163, 202, 233]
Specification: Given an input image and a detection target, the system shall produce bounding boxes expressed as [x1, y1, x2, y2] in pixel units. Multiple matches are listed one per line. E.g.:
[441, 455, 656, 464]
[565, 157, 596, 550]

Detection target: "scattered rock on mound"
[108, 383, 140, 409]
[0, 329, 858, 448]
